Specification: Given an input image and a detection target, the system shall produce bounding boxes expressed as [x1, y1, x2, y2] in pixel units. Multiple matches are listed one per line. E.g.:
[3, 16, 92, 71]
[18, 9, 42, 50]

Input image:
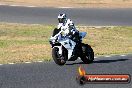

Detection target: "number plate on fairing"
[60, 39, 76, 49]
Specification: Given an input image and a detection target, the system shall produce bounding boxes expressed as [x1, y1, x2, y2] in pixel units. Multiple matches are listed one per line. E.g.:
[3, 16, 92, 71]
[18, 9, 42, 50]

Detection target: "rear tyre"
[81, 44, 94, 64]
[52, 47, 66, 66]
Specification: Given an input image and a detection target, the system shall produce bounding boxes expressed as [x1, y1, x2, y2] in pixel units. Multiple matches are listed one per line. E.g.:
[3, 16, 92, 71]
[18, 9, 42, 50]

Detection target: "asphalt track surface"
[0, 5, 132, 25]
[0, 54, 132, 88]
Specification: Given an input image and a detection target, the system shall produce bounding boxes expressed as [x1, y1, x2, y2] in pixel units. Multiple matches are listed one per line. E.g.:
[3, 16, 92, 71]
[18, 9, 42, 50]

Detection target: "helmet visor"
[58, 18, 66, 23]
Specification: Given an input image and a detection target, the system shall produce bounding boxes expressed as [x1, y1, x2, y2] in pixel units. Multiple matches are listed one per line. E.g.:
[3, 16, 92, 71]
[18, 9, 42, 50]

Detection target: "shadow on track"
[66, 62, 84, 65]
[65, 59, 129, 65]
[94, 58, 129, 63]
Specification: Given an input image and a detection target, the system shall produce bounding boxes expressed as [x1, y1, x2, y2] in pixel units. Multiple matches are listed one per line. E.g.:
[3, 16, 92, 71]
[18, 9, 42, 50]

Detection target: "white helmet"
[58, 13, 67, 23]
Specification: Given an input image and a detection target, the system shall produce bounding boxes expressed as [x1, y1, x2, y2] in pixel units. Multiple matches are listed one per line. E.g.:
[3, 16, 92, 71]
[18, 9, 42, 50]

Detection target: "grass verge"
[0, 23, 132, 64]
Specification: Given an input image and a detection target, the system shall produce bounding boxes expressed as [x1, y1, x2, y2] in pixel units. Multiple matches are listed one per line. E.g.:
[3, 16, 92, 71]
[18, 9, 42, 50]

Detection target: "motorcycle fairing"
[59, 38, 76, 60]
[79, 32, 87, 41]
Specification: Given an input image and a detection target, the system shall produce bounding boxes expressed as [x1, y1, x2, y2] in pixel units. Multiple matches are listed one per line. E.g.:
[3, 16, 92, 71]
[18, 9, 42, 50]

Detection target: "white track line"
[120, 55, 126, 57]
[105, 56, 111, 57]
[25, 62, 31, 63]
[77, 26, 116, 28]
[57, 7, 74, 9]
[0, 4, 37, 8]
[0, 4, 7, 5]
[9, 5, 37, 7]
[1, 54, 128, 65]
[8, 63, 15, 64]
[37, 61, 43, 62]
[94, 57, 98, 58]
[0, 4, 74, 8]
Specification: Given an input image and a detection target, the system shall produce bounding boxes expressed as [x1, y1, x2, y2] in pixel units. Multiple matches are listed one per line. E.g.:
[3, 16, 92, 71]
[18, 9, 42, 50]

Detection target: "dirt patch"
[1, 0, 132, 8]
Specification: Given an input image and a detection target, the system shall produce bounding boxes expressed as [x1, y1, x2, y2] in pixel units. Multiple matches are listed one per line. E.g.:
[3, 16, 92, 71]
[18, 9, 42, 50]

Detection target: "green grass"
[0, 23, 132, 64]
[80, 26, 132, 55]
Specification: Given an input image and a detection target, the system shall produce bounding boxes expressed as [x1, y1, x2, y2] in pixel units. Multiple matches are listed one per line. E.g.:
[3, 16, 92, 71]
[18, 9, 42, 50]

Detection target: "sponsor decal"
[76, 66, 131, 85]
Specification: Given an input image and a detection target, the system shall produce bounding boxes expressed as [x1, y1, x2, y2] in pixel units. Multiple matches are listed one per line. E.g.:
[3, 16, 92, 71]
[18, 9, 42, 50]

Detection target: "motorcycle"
[49, 28, 94, 66]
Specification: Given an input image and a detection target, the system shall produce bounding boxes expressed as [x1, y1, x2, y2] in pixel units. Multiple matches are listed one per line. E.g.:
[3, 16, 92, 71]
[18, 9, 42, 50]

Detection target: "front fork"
[58, 45, 62, 55]
[54, 45, 64, 60]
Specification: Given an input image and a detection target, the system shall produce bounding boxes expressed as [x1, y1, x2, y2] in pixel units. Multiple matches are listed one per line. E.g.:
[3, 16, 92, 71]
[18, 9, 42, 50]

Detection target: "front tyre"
[81, 44, 94, 64]
[52, 47, 66, 66]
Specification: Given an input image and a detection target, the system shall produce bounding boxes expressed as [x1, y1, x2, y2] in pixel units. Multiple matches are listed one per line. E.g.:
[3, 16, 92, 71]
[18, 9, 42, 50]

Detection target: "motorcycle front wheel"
[52, 47, 66, 66]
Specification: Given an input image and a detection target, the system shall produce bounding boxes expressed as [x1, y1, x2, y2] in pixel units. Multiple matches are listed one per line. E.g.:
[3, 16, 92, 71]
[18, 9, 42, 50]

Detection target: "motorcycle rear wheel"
[81, 44, 94, 64]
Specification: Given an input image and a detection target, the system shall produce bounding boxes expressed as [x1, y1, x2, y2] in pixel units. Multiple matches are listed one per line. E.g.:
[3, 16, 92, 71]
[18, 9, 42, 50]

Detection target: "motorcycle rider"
[57, 13, 80, 43]
[57, 13, 81, 63]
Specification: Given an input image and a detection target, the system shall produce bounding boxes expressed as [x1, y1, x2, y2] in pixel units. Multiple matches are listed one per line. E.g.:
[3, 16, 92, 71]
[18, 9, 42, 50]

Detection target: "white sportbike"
[49, 28, 94, 66]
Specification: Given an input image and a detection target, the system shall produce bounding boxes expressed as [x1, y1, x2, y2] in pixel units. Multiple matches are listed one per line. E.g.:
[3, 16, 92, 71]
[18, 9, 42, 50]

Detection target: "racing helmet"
[58, 13, 67, 23]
